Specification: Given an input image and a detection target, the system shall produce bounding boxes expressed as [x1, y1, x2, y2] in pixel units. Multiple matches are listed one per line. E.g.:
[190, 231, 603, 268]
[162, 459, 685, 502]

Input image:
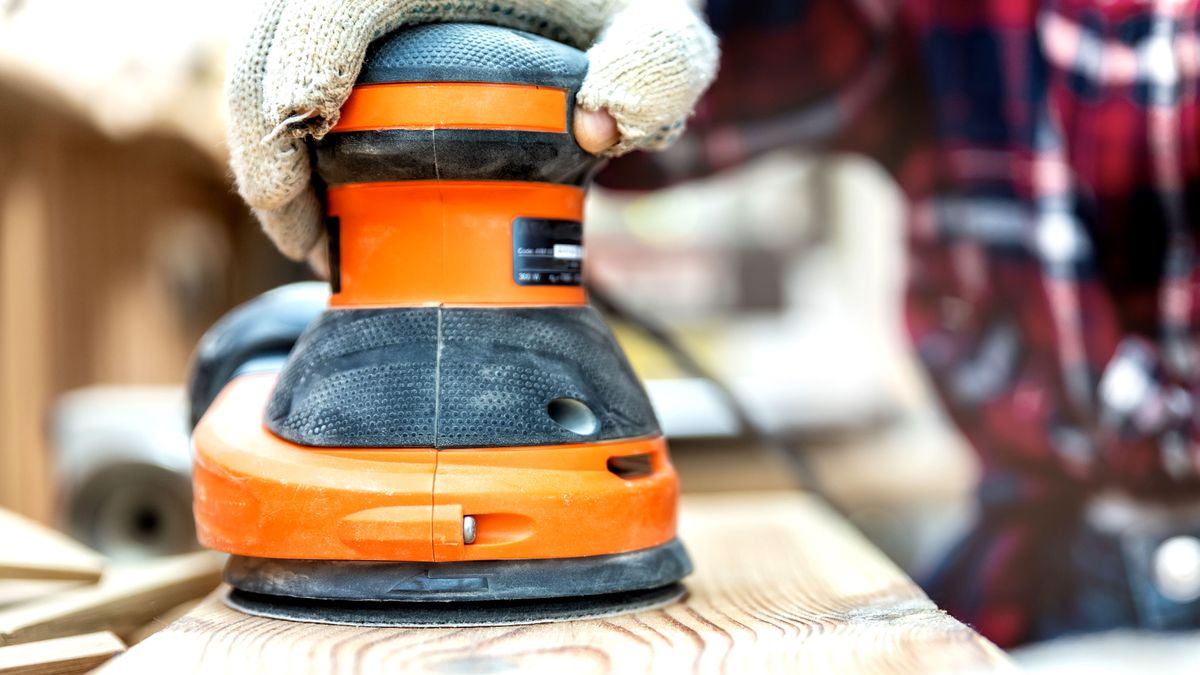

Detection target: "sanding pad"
[221, 540, 693, 627]
[224, 583, 686, 627]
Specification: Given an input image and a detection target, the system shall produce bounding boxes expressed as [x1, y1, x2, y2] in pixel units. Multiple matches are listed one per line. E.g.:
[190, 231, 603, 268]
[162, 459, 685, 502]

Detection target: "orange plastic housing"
[192, 374, 679, 562]
[327, 181, 587, 308]
[332, 82, 569, 134]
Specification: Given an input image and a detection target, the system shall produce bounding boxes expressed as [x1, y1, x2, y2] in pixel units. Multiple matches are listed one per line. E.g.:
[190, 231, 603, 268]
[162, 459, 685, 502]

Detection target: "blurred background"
[0, 1, 1195, 672]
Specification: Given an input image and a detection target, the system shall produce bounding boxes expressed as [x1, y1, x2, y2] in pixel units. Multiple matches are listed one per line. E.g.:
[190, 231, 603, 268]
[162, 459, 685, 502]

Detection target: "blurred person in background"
[606, 0, 1200, 647]
[229, 0, 1200, 648]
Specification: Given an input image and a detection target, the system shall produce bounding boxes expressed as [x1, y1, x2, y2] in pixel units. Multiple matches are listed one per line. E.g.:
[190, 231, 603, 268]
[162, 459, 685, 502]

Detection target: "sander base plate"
[224, 583, 686, 627]
[221, 540, 693, 627]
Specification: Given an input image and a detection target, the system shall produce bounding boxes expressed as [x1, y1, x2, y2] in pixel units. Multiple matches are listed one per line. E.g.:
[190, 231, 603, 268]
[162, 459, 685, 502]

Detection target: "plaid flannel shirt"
[601, 0, 1200, 646]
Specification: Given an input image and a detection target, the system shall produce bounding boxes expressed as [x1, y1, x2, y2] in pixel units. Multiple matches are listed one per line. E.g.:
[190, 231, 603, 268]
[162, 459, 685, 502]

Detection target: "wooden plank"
[102, 493, 1014, 674]
[125, 600, 201, 646]
[0, 631, 124, 675]
[0, 582, 86, 610]
[0, 171, 52, 523]
[0, 552, 222, 646]
[0, 509, 104, 582]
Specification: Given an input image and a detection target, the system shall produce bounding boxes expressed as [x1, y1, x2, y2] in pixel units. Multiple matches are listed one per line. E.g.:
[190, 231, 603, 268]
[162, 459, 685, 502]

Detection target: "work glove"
[226, 0, 720, 266]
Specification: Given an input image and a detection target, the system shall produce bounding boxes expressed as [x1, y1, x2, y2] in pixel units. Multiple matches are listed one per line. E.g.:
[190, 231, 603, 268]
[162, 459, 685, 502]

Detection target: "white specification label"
[553, 244, 583, 260]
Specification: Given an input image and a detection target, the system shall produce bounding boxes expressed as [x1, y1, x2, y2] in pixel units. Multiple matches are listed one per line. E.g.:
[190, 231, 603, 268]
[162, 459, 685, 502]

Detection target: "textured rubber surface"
[358, 23, 588, 88]
[225, 539, 692, 603]
[187, 282, 329, 427]
[266, 306, 660, 448]
[314, 129, 600, 187]
[225, 583, 686, 627]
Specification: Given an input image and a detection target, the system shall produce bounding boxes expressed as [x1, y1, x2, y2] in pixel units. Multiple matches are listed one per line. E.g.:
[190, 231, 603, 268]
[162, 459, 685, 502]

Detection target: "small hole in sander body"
[547, 397, 599, 435]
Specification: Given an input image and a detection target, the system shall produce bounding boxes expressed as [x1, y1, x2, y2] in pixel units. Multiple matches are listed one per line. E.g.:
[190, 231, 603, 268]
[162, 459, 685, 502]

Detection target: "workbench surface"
[101, 492, 1012, 674]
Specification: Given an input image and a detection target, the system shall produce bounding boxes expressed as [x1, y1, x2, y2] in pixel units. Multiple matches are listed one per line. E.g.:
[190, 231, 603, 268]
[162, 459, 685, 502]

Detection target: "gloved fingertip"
[574, 108, 620, 155]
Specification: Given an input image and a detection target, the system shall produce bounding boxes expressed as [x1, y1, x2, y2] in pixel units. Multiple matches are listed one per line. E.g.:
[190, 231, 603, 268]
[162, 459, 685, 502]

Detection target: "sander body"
[188, 23, 692, 626]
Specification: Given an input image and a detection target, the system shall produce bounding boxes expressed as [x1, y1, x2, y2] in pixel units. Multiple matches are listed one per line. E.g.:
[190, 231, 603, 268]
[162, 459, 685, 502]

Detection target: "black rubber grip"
[186, 283, 329, 427]
[358, 22, 588, 88]
[266, 307, 661, 449]
[314, 129, 597, 187]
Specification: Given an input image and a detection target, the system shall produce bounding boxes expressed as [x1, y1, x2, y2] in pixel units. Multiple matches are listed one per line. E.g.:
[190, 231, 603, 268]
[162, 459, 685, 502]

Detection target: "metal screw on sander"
[464, 516, 477, 545]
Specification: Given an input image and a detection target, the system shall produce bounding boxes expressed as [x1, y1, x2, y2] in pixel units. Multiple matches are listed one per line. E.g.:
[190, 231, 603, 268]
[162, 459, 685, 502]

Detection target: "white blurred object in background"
[52, 386, 195, 560]
[590, 151, 913, 436]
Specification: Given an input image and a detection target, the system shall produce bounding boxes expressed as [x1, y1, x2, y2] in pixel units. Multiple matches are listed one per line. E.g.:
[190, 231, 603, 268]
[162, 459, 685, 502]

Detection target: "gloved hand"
[226, 0, 720, 266]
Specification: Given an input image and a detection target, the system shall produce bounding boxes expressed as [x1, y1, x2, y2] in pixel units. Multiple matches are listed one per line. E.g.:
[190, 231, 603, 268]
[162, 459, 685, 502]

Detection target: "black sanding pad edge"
[224, 583, 687, 627]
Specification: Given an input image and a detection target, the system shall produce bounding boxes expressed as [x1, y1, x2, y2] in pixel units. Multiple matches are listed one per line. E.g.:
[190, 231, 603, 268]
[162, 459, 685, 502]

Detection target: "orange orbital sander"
[187, 23, 692, 626]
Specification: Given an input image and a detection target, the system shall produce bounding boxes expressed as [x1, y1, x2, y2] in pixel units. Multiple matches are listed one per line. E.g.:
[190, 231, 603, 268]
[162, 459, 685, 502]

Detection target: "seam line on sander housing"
[431, 306, 444, 559]
[433, 306, 444, 446]
[431, 136, 444, 553]
[432, 152, 445, 555]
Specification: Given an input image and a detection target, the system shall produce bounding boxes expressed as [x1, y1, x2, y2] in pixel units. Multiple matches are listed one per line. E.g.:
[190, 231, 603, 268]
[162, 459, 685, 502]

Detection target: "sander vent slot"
[607, 454, 654, 480]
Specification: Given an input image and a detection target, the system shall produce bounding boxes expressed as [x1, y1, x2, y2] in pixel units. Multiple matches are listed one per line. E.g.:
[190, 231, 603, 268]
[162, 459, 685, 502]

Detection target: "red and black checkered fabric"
[600, 0, 1200, 646]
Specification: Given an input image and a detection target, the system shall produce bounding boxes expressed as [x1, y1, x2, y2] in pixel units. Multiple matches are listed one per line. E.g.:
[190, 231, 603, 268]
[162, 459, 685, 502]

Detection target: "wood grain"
[0, 552, 222, 646]
[102, 493, 1013, 674]
[0, 509, 104, 583]
[0, 631, 124, 675]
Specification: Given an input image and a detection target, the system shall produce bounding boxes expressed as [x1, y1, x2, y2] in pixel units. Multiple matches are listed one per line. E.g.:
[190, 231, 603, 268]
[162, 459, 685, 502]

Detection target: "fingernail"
[574, 108, 619, 154]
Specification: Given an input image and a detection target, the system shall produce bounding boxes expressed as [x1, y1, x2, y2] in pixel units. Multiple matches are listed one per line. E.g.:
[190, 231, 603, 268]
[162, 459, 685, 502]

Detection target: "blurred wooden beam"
[0, 552, 221, 646]
[0, 582, 84, 611]
[0, 509, 103, 582]
[0, 170, 51, 522]
[0, 631, 124, 675]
